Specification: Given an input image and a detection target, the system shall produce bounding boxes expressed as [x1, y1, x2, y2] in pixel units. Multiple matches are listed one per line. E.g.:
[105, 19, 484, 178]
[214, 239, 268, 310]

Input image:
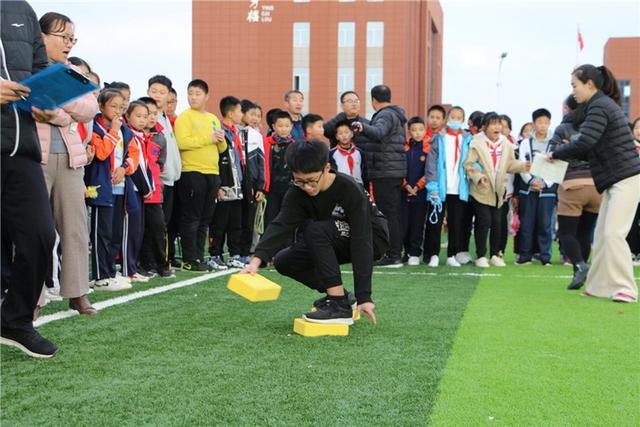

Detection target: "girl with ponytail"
[549, 64, 640, 303]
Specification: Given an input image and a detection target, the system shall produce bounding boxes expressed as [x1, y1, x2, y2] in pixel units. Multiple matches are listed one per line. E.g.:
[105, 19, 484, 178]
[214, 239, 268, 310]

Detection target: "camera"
[350, 121, 361, 133]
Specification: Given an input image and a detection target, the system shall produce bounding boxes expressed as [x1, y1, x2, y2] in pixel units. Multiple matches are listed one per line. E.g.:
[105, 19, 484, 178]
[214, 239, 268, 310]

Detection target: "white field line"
[34, 269, 238, 327]
[34, 268, 640, 327]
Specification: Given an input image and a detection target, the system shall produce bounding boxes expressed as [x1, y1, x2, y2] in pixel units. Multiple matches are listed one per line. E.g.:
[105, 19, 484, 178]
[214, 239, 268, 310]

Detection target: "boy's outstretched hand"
[358, 302, 377, 325]
[240, 257, 261, 275]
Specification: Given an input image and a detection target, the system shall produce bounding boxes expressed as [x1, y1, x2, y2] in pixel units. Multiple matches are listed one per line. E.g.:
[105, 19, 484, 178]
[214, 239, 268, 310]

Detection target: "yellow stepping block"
[227, 273, 281, 302]
[293, 318, 349, 337]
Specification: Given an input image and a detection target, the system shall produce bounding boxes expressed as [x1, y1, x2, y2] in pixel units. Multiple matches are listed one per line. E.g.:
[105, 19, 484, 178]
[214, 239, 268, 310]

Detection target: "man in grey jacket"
[352, 85, 407, 267]
[1, 0, 58, 358]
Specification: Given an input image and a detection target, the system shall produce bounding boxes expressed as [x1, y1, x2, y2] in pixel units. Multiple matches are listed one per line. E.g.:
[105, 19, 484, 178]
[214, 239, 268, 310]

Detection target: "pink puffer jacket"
[37, 65, 99, 169]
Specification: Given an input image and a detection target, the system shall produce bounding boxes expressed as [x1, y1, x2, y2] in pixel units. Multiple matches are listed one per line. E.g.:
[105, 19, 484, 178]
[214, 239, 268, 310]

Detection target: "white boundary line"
[34, 269, 238, 327]
[34, 268, 640, 327]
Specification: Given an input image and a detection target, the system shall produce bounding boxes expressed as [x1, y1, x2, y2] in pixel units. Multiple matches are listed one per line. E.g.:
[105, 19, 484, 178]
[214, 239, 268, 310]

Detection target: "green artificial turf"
[429, 261, 640, 426]
[1, 265, 479, 425]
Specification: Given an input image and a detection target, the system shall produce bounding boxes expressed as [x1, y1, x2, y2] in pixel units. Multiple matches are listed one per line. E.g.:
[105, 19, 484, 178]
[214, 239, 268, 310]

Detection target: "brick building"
[603, 37, 639, 121]
[192, 0, 443, 120]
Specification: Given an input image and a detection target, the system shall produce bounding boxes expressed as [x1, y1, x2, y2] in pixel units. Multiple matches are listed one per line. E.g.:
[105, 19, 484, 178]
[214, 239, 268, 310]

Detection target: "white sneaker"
[446, 256, 461, 267]
[129, 272, 150, 283]
[475, 257, 490, 268]
[407, 256, 420, 266]
[455, 252, 472, 265]
[44, 287, 63, 302]
[93, 278, 132, 292]
[427, 255, 439, 268]
[115, 273, 132, 286]
[227, 255, 246, 269]
[489, 255, 506, 267]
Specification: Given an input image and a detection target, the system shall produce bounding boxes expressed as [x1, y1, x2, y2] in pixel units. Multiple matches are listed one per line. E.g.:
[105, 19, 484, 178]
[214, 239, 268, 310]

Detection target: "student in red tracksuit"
[138, 97, 174, 278]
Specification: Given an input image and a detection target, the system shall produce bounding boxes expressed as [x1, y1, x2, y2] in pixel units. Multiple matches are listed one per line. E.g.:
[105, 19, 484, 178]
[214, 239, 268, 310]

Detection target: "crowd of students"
[1, 3, 639, 358]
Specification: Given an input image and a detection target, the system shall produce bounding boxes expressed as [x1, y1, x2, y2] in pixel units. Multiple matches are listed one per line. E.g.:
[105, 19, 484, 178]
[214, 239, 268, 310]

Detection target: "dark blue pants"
[90, 204, 114, 281]
[518, 192, 556, 263]
[123, 193, 144, 276]
[400, 199, 428, 257]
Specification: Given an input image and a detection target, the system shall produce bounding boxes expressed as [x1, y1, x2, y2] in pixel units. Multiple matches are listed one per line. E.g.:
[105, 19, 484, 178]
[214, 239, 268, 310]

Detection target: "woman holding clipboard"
[549, 65, 640, 303]
[35, 12, 98, 314]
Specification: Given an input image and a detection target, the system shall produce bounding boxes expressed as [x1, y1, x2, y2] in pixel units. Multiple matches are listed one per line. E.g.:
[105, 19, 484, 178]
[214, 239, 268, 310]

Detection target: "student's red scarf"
[446, 128, 462, 164]
[484, 138, 503, 169]
[337, 144, 356, 175]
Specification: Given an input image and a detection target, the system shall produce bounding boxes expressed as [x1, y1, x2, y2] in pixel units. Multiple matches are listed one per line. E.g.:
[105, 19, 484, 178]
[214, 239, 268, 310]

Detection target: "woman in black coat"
[550, 64, 640, 303]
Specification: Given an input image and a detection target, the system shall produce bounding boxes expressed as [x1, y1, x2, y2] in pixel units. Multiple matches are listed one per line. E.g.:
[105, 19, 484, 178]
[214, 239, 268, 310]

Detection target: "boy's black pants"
[209, 200, 243, 257]
[471, 197, 501, 258]
[140, 203, 167, 271]
[400, 199, 427, 257]
[178, 172, 220, 263]
[273, 220, 384, 294]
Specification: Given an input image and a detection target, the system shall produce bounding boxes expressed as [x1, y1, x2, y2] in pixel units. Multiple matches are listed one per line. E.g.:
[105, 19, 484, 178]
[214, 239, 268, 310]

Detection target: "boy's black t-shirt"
[254, 172, 386, 304]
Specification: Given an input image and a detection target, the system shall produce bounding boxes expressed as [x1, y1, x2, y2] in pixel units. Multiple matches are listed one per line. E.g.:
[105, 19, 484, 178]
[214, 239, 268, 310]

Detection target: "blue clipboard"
[14, 63, 98, 112]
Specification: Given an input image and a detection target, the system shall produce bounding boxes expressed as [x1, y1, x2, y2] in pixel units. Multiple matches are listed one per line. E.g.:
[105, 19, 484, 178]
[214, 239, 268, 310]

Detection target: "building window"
[366, 67, 383, 91]
[337, 68, 355, 93]
[293, 0, 310, 3]
[619, 80, 631, 119]
[366, 22, 384, 47]
[338, 22, 355, 48]
[293, 68, 310, 92]
[293, 22, 310, 48]
[339, 0, 355, 2]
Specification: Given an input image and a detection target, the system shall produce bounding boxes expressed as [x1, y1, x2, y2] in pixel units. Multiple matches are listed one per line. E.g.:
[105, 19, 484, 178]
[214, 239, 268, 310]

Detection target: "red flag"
[578, 29, 584, 51]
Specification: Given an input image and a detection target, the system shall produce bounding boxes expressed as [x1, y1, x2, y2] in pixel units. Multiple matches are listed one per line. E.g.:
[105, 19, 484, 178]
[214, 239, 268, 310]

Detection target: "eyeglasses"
[47, 33, 78, 45]
[342, 99, 360, 105]
[292, 170, 324, 189]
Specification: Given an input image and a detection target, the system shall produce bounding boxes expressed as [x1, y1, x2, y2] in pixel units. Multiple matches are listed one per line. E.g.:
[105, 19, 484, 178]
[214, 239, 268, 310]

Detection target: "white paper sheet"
[530, 154, 568, 184]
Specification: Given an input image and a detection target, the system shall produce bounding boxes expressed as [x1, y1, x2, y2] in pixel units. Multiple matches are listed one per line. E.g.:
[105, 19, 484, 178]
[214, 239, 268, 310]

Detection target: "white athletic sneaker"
[115, 273, 132, 286]
[489, 255, 506, 267]
[407, 256, 420, 266]
[129, 272, 150, 283]
[93, 278, 132, 292]
[227, 255, 246, 269]
[446, 256, 461, 267]
[455, 251, 472, 265]
[44, 287, 63, 302]
[427, 255, 439, 268]
[475, 257, 490, 268]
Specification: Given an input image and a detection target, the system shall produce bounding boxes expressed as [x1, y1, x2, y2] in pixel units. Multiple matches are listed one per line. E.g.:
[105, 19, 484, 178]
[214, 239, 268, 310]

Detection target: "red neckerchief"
[77, 122, 88, 142]
[484, 137, 503, 169]
[446, 128, 462, 164]
[337, 144, 356, 175]
[223, 123, 245, 166]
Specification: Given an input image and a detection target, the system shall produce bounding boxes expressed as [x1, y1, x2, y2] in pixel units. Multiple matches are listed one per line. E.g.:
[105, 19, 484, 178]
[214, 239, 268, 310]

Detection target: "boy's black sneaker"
[313, 291, 357, 310]
[158, 268, 176, 279]
[0, 326, 58, 358]
[182, 260, 209, 272]
[303, 298, 354, 325]
[374, 256, 403, 268]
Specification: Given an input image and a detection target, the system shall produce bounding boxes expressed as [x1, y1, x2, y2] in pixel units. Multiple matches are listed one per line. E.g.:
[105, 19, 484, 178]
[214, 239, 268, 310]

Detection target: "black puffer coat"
[1, 0, 49, 161]
[553, 91, 640, 193]
[359, 105, 407, 180]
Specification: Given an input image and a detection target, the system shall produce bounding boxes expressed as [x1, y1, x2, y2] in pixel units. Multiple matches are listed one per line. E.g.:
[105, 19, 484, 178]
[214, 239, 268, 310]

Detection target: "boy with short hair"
[424, 106, 474, 267]
[242, 141, 389, 325]
[174, 79, 227, 271]
[329, 120, 367, 187]
[401, 116, 431, 266]
[166, 87, 178, 130]
[263, 110, 295, 230]
[302, 113, 325, 142]
[516, 108, 556, 265]
[284, 90, 305, 141]
[208, 96, 247, 270]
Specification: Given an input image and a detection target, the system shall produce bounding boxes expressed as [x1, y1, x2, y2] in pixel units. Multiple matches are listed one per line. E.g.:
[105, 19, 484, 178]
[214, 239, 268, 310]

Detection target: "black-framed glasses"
[292, 170, 324, 189]
[46, 33, 78, 46]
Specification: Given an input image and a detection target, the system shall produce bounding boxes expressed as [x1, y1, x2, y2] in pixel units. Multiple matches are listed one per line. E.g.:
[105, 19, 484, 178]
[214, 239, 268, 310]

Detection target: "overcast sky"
[30, 0, 639, 134]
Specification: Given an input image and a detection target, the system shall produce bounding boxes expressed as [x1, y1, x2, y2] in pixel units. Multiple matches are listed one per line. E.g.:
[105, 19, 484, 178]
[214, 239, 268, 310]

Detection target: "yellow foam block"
[293, 318, 349, 337]
[227, 273, 281, 302]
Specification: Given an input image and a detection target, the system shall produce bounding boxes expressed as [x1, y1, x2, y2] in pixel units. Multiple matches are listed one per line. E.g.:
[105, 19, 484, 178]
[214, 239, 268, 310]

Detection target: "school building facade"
[603, 37, 639, 121]
[192, 0, 443, 119]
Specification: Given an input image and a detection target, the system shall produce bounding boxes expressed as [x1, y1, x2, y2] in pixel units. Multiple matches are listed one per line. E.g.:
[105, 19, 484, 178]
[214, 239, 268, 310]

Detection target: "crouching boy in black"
[241, 140, 389, 325]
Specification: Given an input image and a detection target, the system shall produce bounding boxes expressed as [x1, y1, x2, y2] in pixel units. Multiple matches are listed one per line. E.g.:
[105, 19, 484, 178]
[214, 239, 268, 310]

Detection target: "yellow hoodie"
[175, 108, 227, 174]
